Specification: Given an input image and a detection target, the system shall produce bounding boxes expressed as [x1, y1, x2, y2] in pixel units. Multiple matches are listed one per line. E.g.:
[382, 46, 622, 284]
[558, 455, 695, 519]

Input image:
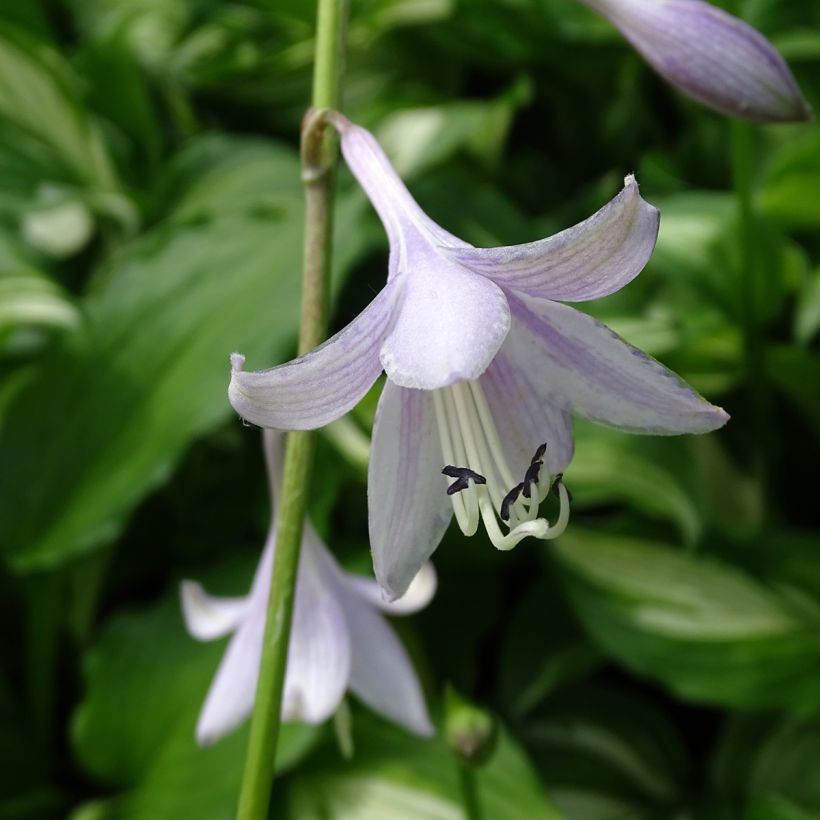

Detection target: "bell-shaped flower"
[229, 114, 728, 601]
[578, 0, 810, 122]
[181, 431, 435, 745]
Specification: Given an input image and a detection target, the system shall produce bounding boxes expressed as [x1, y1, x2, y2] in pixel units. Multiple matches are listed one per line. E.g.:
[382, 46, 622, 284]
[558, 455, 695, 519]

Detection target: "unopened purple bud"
[579, 0, 811, 123]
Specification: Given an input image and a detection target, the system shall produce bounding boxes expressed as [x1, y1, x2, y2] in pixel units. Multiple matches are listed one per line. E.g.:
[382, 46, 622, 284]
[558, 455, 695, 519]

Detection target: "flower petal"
[180, 580, 250, 641]
[369, 382, 451, 601]
[195, 609, 264, 746]
[479, 350, 574, 476]
[281, 536, 352, 725]
[330, 113, 469, 279]
[580, 0, 810, 122]
[442, 175, 659, 302]
[193, 542, 273, 744]
[228, 279, 399, 430]
[507, 292, 729, 434]
[380, 256, 510, 390]
[345, 561, 437, 616]
[338, 585, 434, 737]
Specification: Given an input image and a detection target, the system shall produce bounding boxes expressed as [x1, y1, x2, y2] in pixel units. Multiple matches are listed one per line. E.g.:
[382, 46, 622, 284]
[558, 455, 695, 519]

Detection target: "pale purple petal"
[330, 113, 469, 279]
[580, 0, 810, 122]
[380, 254, 511, 389]
[180, 581, 250, 641]
[337, 584, 434, 737]
[480, 350, 574, 476]
[442, 175, 660, 302]
[369, 382, 451, 601]
[281, 536, 352, 725]
[345, 562, 437, 616]
[228, 279, 400, 430]
[195, 606, 264, 746]
[508, 292, 729, 434]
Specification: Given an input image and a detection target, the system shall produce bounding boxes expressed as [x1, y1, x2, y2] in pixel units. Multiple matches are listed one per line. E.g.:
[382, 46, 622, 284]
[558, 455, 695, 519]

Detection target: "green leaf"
[524, 688, 688, 820]
[567, 423, 703, 546]
[0, 275, 80, 334]
[0, 137, 309, 572]
[499, 577, 603, 719]
[553, 529, 820, 712]
[767, 345, 820, 444]
[761, 130, 820, 229]
[286, 715, 563, 820]
[72, 566, 318, 820]
[651, 192, 735, 284]
[0, 24, 118, 191]
[373, 78, 532, 178]
[0, 227, 79, 335]
[713, 715, 820, 818]
[795, 267, 820, 344]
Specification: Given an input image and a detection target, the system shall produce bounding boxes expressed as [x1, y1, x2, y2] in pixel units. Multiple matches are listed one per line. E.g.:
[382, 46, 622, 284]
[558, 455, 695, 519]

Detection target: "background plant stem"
[731, 99, 771, 523]
[729, 0, 770, 524]
[236, 2, 348, 818]
[457, 762, 484, 820]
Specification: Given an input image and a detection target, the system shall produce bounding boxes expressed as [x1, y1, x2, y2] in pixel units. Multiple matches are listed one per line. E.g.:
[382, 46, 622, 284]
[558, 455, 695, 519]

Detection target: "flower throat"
[431, 380, 570, 550]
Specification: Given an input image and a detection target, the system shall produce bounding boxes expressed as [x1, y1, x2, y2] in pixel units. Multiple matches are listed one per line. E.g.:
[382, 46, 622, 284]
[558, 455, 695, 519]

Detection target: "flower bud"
[579, 0, 811, 122]
[444, 687, 498, 766]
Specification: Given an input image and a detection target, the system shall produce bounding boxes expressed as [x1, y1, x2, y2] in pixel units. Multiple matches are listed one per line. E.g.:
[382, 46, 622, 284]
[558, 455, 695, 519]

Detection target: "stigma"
[432, 380, 570, 551]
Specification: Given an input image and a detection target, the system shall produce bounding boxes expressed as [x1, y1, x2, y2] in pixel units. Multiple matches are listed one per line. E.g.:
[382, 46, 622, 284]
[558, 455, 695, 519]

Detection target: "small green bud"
[443, 686, 498, 766]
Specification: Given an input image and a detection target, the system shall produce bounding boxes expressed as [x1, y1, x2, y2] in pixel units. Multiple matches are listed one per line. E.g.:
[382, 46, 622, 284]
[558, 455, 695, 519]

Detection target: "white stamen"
[432, 390, 478, 535]
[434, 379, 571, 550]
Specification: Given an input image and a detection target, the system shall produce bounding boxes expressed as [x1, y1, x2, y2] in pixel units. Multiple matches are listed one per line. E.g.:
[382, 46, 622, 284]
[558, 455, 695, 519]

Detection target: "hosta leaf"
[0, 25, 117, 188]
[567, 423, 702, 545]
[286, 715, 562, 820]
[0, 138, 308, 572]
[553, 529, 820, 712]
[713, 715, 820, 818]
[524, 688, 687, 820]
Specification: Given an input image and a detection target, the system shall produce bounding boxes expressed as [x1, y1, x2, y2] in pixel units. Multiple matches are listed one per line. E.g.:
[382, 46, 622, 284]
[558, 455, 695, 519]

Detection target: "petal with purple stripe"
[331, 113, 470, 279]
[281, 537, 352, 725]
[228, 278, 399, 430]
[443, 175, 660, 303]
[579, 0, 810, 122]
[338, 585, 434, 737]
[380, 255, 511, 390]
[479, 349, 574, 476]
[194, 603, 265, 746]
[369, 382, 451, 601]
[508, 292, 729, 434]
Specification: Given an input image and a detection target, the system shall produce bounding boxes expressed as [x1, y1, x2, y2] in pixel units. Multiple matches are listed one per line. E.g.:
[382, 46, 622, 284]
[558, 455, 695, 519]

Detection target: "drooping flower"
[181, 430, 435, 745]
[577, 0, 810, 122]
[229, 114, 728, 600]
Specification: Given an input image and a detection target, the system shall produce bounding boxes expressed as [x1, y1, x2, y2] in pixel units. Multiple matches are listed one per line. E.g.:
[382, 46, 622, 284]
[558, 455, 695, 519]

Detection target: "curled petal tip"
[711, 405, 731, 428]
[623, 172, 637, 188]
[230, 352, 246, 372]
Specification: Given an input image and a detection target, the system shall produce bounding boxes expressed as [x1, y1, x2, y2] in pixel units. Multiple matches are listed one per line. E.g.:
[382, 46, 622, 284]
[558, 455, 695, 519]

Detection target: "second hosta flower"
[229, 113, 728, 600]
[182, 431, 435, 744]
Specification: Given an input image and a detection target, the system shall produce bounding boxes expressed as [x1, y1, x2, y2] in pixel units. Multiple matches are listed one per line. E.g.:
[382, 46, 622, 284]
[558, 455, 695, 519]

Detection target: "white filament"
[432, 379, 570, 550]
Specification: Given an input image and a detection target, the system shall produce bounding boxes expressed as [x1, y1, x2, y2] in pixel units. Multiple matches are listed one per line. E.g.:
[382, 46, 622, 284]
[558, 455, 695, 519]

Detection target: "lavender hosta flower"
[230, 114, 728, 600]
[578, 0, 810, 122]
[181, 431, 435, 745]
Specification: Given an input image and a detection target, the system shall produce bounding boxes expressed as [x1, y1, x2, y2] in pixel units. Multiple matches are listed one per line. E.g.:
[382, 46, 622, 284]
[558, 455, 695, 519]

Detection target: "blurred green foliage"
[0, 0, 819, 818]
